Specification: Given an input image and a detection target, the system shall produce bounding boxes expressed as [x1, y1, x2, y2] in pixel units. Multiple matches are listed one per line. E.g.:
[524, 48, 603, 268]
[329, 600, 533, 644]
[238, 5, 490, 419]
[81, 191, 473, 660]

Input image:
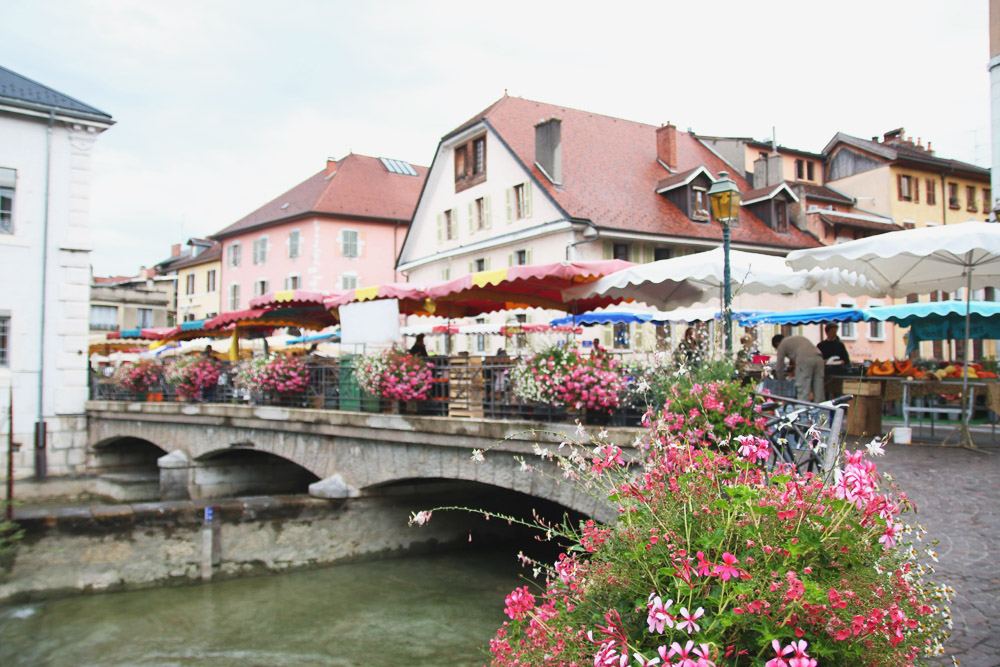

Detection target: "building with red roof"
[211, 153, 426, 312]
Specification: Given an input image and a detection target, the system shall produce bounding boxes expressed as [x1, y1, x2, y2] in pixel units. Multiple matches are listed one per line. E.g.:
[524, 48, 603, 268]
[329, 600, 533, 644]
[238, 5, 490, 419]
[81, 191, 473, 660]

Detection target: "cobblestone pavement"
[857, 426, 1000, 667]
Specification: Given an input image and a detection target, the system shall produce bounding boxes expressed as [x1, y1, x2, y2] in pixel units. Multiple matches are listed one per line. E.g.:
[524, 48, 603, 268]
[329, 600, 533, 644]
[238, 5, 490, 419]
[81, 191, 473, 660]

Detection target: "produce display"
[866, 360, 998, 380]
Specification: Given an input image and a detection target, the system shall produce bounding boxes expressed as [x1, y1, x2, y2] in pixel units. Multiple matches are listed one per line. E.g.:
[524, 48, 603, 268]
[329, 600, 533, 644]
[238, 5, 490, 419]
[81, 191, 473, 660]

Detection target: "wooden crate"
[841, 379, 882, 397]
[448, 357, 485, 419]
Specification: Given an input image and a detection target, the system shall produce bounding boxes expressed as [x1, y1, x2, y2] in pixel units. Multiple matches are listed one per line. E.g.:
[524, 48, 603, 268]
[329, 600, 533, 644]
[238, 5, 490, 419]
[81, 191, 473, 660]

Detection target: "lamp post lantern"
[707, 171, 742, 354]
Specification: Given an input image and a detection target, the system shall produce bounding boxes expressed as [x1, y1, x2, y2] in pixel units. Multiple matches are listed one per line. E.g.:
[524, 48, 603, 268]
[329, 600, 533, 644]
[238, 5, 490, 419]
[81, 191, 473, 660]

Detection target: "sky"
[0, 0, 991, 277]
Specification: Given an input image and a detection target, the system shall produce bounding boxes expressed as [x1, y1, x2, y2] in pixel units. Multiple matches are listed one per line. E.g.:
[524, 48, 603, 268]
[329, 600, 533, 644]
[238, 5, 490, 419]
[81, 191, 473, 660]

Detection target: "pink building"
[212, 153, 427, 311]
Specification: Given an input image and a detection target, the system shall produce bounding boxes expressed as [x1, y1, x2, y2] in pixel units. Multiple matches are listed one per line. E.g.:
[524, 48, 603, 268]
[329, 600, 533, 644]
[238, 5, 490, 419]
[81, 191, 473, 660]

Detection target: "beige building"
[89, 281, 170, 335]
[171, 239, 222, 321]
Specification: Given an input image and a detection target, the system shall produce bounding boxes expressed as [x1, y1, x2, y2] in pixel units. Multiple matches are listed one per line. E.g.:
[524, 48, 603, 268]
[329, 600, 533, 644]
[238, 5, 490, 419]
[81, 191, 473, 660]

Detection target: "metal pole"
[6, 387, 14, 521]
[961, 264, 974, 447]
[722, 221, 733, 354]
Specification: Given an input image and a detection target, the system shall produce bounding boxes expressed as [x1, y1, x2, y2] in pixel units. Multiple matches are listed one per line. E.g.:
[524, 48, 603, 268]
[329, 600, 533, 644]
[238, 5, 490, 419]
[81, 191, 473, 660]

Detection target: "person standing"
[409, 334, 428, 357]
[817, 323, 851, 365]
[771, 334, 825, 402]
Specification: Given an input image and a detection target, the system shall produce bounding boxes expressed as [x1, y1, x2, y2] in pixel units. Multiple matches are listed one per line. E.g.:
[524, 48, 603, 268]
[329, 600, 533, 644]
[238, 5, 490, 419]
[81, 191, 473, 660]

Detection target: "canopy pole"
[960, 267, 975, 448]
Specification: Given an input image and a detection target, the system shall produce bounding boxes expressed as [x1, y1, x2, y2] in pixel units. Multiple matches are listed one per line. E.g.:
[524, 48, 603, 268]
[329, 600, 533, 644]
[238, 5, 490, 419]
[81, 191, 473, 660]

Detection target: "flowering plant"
[110, 359, 163, 392]
[165, 356, 222, 400]
[432, 380, 950, 666]
[255, 354, 310, 394]
[355, 348, 435, 401]
[512, 345, 627, 413]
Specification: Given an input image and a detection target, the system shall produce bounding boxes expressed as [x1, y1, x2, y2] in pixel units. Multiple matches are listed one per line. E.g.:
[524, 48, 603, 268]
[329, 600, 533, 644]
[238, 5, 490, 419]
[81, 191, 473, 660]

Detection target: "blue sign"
[204, 507, 214, 522]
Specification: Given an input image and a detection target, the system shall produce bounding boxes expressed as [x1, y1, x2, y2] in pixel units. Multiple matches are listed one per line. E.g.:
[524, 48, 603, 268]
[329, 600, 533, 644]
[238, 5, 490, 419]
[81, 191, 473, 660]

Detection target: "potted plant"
[110, 359, 164, 399]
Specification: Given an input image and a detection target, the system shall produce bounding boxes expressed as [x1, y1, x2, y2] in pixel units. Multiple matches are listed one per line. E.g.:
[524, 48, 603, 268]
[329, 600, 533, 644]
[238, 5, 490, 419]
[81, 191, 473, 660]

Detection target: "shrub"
[512, 345, 627, 413]
[110, 359, 163, 393]
[165, 356, 221, 400]
[254, 354, 310, 394]
[355, 348, 435, 401]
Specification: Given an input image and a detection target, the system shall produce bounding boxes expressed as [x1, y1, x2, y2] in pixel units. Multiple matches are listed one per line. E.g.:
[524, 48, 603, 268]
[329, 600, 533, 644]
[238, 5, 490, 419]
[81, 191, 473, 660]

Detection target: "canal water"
[0, 550, 526, 666]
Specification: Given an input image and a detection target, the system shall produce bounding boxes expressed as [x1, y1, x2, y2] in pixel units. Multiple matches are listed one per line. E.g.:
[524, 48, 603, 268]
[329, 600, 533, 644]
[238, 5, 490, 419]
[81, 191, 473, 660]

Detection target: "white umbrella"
[785, 220, 1000, 447]
[564, 247, 875, 309]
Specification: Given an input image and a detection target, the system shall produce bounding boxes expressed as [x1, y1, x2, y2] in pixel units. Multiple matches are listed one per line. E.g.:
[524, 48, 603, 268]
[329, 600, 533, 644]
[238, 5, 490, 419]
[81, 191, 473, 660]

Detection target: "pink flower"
[712, 552, 742, 581]
[503, 586, 535, 620]
[674, 606, 704, 633]
[765, 639, 794, 667]
[646, 593, 674, 634]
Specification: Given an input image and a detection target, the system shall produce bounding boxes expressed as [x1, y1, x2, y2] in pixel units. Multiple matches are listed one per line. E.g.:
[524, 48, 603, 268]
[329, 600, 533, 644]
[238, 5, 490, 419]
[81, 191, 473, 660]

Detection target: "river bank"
[1, 488, 485, 605]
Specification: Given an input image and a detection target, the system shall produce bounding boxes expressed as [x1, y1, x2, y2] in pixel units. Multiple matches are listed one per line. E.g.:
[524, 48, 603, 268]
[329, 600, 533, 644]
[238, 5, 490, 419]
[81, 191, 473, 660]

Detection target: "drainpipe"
[35, 111, 55, 478]
[565, 221, 600, 261]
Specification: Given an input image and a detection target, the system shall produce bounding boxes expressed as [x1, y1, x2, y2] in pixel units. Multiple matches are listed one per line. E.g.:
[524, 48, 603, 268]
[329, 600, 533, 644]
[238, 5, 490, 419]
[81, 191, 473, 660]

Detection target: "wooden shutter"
[897, 174, 904, 201]
[914, 178, 919, 204]
[437, 214, 443, 242]
[505, 189, 513, 224]
[524, 181, 533, 218]
[484, 256, 491, 270]
[603, 241, 613, 259]
[468, 202, 475, 233]
[507, 253, 514, 267]
[484, 196, 492, 228]
[469, 261, 475, 274]
[525, 248, 532, 264]
[643, 245, 654, 263]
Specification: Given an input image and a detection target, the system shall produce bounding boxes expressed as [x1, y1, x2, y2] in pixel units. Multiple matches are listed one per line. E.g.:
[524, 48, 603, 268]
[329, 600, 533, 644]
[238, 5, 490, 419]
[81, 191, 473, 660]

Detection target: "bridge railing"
[89, 356, 647, 426]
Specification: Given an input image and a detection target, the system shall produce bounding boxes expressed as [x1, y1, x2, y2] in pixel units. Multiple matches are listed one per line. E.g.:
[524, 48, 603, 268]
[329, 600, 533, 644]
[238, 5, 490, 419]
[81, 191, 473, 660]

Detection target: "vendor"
[409, 334, 428, 357]
[817, 323, 850, 365]
[772, 334, 825, 403]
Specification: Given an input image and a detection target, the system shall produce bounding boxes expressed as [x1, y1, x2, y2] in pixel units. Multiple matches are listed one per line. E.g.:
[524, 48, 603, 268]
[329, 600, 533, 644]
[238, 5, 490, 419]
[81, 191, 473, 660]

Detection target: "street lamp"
[707, 171, 741, 354]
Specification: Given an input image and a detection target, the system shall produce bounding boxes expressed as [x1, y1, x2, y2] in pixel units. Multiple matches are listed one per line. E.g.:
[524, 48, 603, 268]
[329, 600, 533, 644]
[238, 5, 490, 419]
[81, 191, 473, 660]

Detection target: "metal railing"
[89, 356, 647, 426]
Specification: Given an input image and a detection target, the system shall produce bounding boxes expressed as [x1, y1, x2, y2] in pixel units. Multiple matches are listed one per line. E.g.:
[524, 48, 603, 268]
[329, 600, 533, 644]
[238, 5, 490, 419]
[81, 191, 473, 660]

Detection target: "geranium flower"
[674, 607, 704, 633]
[646, 593, 674, 634]
[712, 552, 742, 581]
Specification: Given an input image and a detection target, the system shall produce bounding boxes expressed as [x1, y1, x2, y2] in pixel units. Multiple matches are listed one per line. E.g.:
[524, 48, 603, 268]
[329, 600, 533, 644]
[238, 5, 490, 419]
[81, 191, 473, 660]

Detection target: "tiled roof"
[741, 182, 799, 205]
[799, 183, 854, 205]
[817, 213, 903, 233]
[168, 242, 222, 270]
[655, 166, 706, 193]
[0, 65, 112, 120]
[461, 96, 818, 251]
[212, 153, 428, 239]
[823, 132, 989, 178]
[93, 275, 136, 285]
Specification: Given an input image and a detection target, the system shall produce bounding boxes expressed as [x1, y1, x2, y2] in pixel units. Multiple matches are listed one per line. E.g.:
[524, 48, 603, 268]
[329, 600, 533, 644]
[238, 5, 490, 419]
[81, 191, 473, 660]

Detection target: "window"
[926, 179, 936, 206]
[475, 317, 486, 353]
[0, 316, 8, 367]
[690, 187, 709, 220]
[472, 196, 491, 231]
[454, 134, 487, 191]
[289, 230, 301, 259]
[183, 312, 197, 322]
[513, 183, 530, 220]
[774, 201, 788, 232]
[613, 322, 629, 349]
[948, 183, 960, 209]
[0, 167, 14, 234]
[612, 243, 630, 261]
[285, 275, 301, 290]
[185, 274, 195, 295]
[806, 161, 815, 181]
[206, 270, 216, 293]
[967, 186, 977, 211]
[253, 279, 269, 297]
[440, 211, 457, 241]
[137, 308, 153, 328]
[229, 284, 240, 311]
[514, 249, 529, 266]
[654, 247, 672, 261]
[473, 258, 487, 272]
[514, 313, 527, 348]
[838, 300, 856, 340]
[253, 237, 268, 265]
[984, 188, 992, 213]
[339, 273, 359, 290]
[341, 229, 360, 257]
[655, 323, 671, 350]
[228, 243, 242, 268]
[795, 159, 804, 180]
[90, 305, 118, 331]
[898, 175, 913, 201]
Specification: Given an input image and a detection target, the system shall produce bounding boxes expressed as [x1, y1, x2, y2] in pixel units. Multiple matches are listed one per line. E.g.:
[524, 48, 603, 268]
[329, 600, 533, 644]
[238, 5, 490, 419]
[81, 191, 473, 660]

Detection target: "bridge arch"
[189, 447, 320, 498]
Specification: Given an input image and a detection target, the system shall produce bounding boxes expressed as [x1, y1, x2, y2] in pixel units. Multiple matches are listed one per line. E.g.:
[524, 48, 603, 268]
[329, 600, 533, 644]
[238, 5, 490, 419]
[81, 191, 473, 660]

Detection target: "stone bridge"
[85, 401, 638, 521]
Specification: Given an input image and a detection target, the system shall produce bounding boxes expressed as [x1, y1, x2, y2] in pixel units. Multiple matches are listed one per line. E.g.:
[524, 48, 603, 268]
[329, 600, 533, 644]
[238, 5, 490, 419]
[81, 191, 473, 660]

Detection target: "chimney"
[171, 243, 181, 257]
[882, 128, 904, 144]
[926, 141, 933, 155]
[325, 158, 338, 176]
[534, 117, 562, 184]
[656, 123, 677, 171]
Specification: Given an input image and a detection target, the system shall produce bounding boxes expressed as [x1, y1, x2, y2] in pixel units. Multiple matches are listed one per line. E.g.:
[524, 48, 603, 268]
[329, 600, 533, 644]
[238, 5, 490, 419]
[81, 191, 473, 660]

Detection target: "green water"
[0, 551, 524, 666]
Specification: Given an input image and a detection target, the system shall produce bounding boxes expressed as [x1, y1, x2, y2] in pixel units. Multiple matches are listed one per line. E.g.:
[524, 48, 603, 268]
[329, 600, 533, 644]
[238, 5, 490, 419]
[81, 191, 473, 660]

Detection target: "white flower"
[598, 429, 609, 439]
[471, 449, 485, 463]
[865, 438, 886, 456]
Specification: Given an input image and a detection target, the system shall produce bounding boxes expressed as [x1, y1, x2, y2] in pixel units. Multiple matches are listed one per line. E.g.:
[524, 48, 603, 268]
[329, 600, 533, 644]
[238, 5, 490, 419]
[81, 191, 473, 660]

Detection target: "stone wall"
[0, 493, 474, 604]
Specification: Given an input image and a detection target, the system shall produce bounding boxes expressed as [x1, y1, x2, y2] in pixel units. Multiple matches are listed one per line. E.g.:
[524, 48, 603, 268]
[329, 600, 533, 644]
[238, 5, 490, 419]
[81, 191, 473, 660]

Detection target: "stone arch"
[88, 435, 169, 474]
[186, 446, 321, 499]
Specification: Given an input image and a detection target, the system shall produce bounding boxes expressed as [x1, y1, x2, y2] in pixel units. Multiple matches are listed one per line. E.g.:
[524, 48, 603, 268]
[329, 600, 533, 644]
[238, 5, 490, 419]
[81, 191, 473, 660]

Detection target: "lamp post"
[707, 171, 742, 354]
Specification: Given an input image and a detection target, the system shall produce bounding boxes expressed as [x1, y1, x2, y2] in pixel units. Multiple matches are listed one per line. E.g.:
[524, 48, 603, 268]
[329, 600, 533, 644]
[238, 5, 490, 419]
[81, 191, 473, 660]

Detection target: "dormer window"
[774, 201, 788, 232]
[454, 134, 487, 193]
[691, 187, 710, 221]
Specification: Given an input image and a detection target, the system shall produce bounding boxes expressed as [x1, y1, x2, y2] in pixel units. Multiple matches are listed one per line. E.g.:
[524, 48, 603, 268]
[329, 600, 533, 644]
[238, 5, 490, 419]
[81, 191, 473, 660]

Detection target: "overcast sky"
[1, 0, 991, 277]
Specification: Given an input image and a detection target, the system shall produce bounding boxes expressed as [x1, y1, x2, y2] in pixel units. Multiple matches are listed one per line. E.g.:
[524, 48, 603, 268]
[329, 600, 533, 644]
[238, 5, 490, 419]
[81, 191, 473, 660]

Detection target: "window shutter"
[469, 261, 475, 274]
[437, 214, 443, 242]
[603, 241, 613, 259]
[524, 181, 532, 218]
[468, 202, 475, 233]
[525, 248, 532, 264]
[484, 257, 491, 270]
[449, 213, 458, 239]
[643, 245, 654, 263]
[484, 196, 492, 228]
[357, 230, 365, 258]
[505, 189, 513, 224]
[602, 327, 613, 347]
[634, 327, 644, 350]
[507, 253, 514, 267]
[897, 174, 903, 201]
[914, 178, 919, 204]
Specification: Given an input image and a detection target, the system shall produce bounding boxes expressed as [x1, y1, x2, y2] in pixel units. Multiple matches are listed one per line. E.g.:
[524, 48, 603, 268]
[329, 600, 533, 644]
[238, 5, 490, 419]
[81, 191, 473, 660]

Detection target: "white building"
[0, 66, 114, 478]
